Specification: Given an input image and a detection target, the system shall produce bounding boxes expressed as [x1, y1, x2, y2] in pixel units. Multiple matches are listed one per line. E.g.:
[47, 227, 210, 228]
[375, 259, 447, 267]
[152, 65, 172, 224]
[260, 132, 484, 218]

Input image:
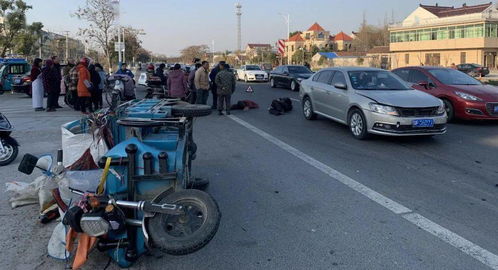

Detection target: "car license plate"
[14, 79, 21, 84]
[412, 119, 434, 128]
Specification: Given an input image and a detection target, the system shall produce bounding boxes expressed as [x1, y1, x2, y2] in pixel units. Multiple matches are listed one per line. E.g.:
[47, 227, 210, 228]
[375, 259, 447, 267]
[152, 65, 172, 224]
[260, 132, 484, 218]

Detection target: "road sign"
[114, 42, 125, 52]
[246, 86, 254, 93]
[277, 39, 285, 55]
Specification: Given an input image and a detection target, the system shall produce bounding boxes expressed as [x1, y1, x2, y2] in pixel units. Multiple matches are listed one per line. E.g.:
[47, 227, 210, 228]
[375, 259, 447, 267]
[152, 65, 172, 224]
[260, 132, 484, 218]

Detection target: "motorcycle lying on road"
[0, 112, 19, 166]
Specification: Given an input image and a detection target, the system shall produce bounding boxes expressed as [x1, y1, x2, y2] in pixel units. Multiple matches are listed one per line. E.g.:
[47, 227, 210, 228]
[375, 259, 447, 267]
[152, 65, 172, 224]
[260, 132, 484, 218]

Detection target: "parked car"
[270, 65, 313, 91]
[0, 59, 30, 92]
[392, 66, 498, 121]
[300, 67, 447, 139]
[457, 63, 489, 77]
[260, 63, 273, 74]
[236, 65, 268, 82]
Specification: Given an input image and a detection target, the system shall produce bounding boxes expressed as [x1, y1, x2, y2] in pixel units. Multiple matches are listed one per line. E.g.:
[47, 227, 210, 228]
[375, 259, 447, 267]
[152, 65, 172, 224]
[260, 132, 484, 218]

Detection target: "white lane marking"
[290, 98, 300, 102]
[403, 213, 498, 269]
[228, 114, 498, 270]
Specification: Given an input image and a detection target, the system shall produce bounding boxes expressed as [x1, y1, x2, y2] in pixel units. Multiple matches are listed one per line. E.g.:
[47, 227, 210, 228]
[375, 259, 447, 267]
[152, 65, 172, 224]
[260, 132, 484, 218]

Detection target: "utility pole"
[279, 13, 290, 39]
[122, 28, 126, 64]
[235, 3, 242, 52]
[112, 0, 122, 67]
[62, 31, 70, 62]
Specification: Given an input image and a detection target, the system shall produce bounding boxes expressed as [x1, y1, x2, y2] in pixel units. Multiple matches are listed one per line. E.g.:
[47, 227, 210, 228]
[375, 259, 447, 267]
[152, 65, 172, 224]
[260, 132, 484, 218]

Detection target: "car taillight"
[477, 67, 482, 71]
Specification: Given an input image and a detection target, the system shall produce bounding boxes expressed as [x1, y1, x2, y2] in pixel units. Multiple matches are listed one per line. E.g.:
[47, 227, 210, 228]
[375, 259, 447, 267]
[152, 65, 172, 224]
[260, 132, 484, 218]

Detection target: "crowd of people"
[30, 55, 236, 115]
[30, 57, 134, 115]
[150, 59, 236, 115]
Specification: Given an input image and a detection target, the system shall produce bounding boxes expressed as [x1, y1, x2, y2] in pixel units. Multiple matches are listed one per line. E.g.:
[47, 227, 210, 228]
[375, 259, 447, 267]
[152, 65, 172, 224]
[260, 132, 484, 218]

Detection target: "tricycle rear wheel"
[147, 189, 220, 255]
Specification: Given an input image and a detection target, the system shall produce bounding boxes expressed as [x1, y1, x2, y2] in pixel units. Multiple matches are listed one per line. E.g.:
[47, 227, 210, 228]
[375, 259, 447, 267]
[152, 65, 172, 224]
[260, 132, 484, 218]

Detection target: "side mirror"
[418, 81, 429, 89]
[334, 83, 348, 90]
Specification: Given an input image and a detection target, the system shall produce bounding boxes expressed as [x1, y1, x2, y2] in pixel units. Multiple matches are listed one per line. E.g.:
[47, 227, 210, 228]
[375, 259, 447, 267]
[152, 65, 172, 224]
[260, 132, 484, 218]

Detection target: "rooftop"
[367, 46, 390, 54]
[334, 31, 353, 41]
[288, 32, 304, 42]
[307, 22, 325, 32]
[247, 44, 272, 49]
[420, 2, 492, 18]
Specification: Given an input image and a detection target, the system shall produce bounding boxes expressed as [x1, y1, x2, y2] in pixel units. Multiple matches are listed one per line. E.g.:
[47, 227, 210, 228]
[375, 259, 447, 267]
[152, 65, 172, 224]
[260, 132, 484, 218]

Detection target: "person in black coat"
[88, 64, 101, 111]
[209, 61, 226, 109]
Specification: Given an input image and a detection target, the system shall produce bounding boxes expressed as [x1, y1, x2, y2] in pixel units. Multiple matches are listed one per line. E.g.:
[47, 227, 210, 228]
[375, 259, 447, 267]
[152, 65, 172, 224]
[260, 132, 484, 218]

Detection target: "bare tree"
[74, 0, 117, 69]
[180, 45, 209, 63]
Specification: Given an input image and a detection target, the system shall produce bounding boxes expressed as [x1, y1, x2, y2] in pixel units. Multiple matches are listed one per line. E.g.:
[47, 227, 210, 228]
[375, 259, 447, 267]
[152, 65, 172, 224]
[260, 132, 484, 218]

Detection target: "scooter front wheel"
[147, 189, 221, 255]
[0, 139, 18, 166]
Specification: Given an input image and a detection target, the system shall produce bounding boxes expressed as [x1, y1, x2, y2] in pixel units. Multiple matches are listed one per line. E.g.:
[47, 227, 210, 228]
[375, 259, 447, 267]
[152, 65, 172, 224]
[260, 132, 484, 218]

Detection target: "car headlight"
[436, 105, 446, 115]
[454, 91, 483, 101]
[369, 103, 399, 116]
[297, 78, 303, 82]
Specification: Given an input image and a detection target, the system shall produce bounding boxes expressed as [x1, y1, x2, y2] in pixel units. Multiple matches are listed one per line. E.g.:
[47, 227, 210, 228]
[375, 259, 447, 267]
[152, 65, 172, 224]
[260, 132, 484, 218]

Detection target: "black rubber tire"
[442, 99, 454, 122]
[270, 78, 276, 88]
[171, 104, 212, 117]
[302, 97, 317, 120]
[348, 108, 370, 140]
[290, 80, 298, 91]
[147, 189, 221, 255]
[0, 140, 18, 166]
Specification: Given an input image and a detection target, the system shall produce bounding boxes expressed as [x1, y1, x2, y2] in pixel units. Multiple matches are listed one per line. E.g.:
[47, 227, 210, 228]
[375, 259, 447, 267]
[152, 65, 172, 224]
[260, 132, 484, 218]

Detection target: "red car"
[392, 66, 498, 121]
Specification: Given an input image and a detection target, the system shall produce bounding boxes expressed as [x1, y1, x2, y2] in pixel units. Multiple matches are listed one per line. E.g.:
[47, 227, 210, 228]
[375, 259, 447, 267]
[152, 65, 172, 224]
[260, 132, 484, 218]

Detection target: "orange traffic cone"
[246, 86, 254, 93]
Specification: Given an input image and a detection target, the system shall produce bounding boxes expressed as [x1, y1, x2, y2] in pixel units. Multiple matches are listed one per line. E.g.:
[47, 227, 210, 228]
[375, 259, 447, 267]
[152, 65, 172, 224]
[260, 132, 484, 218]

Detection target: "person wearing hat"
[76, 57, 92, 114]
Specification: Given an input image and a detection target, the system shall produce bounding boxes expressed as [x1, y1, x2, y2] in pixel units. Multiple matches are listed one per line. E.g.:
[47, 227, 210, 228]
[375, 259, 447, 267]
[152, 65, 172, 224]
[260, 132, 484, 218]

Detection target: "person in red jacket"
[76, 57, 92, 114]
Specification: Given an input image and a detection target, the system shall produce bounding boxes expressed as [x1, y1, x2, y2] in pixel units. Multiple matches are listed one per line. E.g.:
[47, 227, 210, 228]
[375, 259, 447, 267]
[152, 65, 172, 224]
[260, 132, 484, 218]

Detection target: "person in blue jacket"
[116, 63, 134, 79]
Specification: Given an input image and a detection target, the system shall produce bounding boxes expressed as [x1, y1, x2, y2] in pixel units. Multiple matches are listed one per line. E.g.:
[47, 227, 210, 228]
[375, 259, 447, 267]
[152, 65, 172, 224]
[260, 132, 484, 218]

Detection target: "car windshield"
[246, 65, 261, 70]
[288, 66, 311, 74]
[428, 69, 481, 85]
[348, 71, 411, 90]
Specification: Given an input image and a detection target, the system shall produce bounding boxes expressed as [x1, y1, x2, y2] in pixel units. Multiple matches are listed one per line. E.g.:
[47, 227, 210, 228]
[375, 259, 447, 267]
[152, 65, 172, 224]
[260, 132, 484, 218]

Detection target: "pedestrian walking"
[95, 63, 106, 110]
[88, 64, 102, 111]
[68, 62, 80, 111]
[76, 58, 92, 114]
[209, 61, 225, 109]
[51, 56, 63, 108]
[167, 64, 188, 99]
[188, 63, 201, 104]
[215, 63, 236, 115]
[42, 59, 60, 112]
[194, 61, 210, 105]
[30, 58, 44, 111]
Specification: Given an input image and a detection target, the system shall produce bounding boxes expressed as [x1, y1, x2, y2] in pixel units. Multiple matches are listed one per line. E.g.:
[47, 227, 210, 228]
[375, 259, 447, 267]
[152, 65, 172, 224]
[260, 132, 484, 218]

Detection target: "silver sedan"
[299, 67, 447, 139]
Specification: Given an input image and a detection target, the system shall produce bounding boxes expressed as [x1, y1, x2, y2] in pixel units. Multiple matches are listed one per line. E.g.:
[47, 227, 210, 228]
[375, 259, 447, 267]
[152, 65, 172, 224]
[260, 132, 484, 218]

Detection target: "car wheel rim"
[291, 81, 296, 90]
[270, 79, 274, 87]
[304, 100, 311, 117]
[0, 143, 13, 162]
[350, 113, 363, 136]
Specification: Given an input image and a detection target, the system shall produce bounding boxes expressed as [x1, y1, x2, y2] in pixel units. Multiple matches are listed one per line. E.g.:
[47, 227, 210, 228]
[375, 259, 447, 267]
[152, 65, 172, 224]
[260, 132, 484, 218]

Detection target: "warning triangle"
[246, 86, 254, 93]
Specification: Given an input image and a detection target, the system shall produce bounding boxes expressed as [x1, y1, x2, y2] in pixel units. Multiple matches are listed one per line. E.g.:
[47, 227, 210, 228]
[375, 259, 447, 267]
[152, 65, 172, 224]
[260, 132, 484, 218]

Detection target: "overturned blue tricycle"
[19, 98, 219, 268]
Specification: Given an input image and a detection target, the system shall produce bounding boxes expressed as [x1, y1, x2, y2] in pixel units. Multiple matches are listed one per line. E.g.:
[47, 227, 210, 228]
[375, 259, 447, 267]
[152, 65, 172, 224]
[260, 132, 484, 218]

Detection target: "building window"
[305, 33, 310, 39]
[461, 52, 466, 64]
[291, 45, 294, 52]
[449, 27, 455, 39]
[405, 54, 409, 65]
[390, 23, 485, 43]
[425, 53, 441, 66]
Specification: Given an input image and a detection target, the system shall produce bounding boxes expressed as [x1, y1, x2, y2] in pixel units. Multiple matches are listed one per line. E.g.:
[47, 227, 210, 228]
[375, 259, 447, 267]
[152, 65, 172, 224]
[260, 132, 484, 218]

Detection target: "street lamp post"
[279, 13, 290, 39]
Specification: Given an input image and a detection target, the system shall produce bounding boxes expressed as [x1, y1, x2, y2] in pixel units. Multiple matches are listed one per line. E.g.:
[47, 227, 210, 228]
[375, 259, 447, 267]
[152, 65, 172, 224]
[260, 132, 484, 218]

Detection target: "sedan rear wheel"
[270, 78, 276, 88]
[244, 75, 248, 83]
[348, 109, 369, 140]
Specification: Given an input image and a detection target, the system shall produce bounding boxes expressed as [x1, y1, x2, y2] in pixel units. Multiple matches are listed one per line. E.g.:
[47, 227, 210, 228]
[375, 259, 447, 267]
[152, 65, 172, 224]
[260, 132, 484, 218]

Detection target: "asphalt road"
[0, 80, 497, 270]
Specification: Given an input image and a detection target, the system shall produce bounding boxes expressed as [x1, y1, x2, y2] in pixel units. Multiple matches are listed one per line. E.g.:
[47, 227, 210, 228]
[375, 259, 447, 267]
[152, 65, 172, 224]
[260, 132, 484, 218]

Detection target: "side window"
[408, 70, 429, 83]
[316, 71, 334, 84]
[312, 71, 323, 82]
[331, 71, 347, 86]
[9, 64, 25, 74]
[282, 67, 289, 74]
[276, 66, 283, 73]
[393, 69, 410, 81]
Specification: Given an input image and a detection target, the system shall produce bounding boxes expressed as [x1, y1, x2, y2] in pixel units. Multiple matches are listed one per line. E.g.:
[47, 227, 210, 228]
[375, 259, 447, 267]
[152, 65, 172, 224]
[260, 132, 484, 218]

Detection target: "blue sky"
[24, 0, 487, 56]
